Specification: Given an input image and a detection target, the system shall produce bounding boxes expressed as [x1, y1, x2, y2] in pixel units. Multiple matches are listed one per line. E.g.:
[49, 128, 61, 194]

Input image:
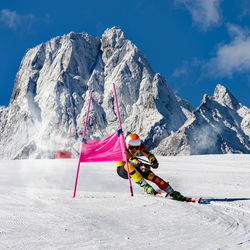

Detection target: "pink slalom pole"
[73, 91, 93, 197]
[113, 83, 133, 197]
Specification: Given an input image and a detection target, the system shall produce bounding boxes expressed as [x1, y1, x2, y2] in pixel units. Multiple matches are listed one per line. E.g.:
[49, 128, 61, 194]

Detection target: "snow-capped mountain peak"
[1, 27, 249, 159]
[156, 84, 250, 155]
[0, 27, 189, 159]
[101, 27, 128, 62]
[213, 84, 240, 110]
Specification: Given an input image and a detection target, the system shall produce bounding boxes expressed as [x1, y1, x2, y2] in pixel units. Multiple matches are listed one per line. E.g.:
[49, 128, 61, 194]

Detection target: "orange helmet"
[126, 133, 141, 147]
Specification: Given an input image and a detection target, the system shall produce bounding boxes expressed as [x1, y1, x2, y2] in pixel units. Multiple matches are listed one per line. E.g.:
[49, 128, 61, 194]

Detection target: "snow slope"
[0, 155, 250, 249]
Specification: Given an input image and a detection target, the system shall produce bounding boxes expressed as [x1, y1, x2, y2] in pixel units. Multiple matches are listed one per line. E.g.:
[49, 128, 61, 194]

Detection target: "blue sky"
[1, 0, 250, 108]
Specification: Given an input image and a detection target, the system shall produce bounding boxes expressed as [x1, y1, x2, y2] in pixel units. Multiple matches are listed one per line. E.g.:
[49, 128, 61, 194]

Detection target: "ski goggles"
[128, 145, 140, 150]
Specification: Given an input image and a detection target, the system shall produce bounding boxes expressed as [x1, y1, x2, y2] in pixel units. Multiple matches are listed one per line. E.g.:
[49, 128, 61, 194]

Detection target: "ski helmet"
[126, 133, 141, 147]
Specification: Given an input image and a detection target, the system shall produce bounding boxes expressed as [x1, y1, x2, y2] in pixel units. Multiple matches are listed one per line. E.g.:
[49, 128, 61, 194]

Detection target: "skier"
[117, 133, 186, 201]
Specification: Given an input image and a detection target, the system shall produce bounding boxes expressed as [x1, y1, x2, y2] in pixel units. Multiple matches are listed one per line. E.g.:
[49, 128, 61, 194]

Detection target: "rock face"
[0, 27, 187, 159]
[156, 84, 250, 155]
[176, 96, 195, 120]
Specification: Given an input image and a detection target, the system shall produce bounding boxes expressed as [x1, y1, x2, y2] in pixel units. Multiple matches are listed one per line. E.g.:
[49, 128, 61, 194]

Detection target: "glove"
[151, 162, 159, 169]
[139, 164, 151, 172]
[150, 158, 158, 169]
[136, 161, 143, 169]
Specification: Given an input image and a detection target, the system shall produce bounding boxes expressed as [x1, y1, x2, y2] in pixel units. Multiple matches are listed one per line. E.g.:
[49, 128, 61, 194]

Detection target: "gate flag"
[73, 83, 133, 197]
[79, 130, 126, 162]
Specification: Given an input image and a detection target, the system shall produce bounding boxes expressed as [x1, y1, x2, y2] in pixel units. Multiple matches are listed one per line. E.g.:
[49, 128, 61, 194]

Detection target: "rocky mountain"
[0, 27, 188, 159]
[1, 27, 249, 159]
[156, 84, 250, 155]
[176, 96, 195, 120]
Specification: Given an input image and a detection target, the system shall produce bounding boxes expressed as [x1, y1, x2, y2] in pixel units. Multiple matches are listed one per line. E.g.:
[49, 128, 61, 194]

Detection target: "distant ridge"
[155, 84, 250, 155]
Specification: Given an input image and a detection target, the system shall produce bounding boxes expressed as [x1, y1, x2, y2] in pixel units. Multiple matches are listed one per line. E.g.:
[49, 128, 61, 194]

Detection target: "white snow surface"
[1, 154, 250, 250]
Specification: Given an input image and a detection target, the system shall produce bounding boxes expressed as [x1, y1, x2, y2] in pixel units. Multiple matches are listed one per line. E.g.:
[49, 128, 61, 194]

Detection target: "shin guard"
[150, 174, 169, 190]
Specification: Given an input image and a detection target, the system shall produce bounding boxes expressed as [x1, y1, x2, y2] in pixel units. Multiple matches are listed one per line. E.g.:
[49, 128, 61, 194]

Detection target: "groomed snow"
[0, 155, 250, 249]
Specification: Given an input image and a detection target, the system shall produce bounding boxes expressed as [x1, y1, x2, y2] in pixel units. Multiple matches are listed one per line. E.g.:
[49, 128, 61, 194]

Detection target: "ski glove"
[134, 161, 149, 172]
[149, 155, 158, 169]
[140, 164, 151, 172]
[151, 162, 159, 169]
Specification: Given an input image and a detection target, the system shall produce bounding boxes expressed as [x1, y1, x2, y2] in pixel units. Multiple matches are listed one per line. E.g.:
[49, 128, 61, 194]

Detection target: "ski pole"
[136, 157, 151, 164]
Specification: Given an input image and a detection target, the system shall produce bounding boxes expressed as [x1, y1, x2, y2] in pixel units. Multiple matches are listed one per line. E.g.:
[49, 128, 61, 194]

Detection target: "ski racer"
[116, 133, 186, 201]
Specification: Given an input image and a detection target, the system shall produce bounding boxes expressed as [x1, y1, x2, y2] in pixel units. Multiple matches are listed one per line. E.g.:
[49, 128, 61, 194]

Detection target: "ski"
[154, 191, 202, 203]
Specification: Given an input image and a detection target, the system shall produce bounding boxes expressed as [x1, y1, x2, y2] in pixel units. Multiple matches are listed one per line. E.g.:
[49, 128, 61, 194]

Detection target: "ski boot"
[164, 184, 186, 201]
[143, 183, 156, 194]
[164, 183, 174, 194]
[136, 179, 156, 195]
[170, 191, 186, 201]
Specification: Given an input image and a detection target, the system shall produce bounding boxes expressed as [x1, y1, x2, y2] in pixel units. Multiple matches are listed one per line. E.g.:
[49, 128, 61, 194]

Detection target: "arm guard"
[140, 144, 159, 169]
